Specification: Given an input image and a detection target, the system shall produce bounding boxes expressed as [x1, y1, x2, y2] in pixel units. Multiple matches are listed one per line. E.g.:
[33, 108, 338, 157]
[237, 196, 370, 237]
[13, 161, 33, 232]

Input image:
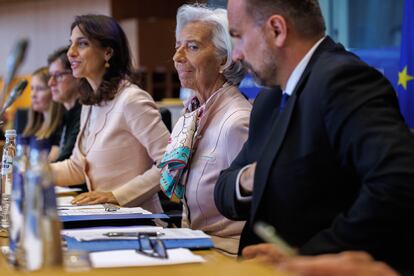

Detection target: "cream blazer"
[181, 85, 252, 254]
[51, 82, 169, 213]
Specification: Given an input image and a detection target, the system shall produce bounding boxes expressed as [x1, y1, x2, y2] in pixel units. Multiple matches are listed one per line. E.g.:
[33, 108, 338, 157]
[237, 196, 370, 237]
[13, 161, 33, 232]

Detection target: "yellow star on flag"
[398, 66, 414, 90]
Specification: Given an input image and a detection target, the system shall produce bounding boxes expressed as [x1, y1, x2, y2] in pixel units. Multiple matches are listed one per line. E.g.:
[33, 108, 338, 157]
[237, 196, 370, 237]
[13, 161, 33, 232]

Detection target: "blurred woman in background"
[23, 67, 64, 161]
[48, 46, 82, 162]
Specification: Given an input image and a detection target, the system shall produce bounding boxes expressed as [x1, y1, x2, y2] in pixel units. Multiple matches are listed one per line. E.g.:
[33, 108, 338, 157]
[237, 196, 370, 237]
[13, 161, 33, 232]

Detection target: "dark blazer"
[55, 100, 81, 162]
[214, 36, 414, 272]
[54, 100, 86, 192]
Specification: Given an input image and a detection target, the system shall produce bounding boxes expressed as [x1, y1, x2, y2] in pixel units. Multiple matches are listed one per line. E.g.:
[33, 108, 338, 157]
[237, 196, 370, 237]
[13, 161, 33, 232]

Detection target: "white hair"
[176, 4, 245, 85]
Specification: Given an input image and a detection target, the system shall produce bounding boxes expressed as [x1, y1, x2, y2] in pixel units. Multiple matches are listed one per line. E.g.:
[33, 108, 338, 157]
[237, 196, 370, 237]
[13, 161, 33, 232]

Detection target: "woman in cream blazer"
[51, 15, 169, 213]
[179, 85, 251, 254]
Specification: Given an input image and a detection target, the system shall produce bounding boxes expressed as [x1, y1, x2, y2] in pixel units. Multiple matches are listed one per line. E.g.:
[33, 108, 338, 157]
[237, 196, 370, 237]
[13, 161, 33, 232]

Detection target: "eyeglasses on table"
[136, 233, 168, 259]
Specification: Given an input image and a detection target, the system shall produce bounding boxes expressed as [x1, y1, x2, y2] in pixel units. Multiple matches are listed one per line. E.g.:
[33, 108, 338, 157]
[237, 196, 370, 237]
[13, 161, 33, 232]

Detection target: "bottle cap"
[5, 129, 16, 138]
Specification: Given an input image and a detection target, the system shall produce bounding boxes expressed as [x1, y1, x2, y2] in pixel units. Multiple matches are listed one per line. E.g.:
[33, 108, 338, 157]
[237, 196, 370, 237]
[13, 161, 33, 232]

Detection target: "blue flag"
[397, 0, 414, 128]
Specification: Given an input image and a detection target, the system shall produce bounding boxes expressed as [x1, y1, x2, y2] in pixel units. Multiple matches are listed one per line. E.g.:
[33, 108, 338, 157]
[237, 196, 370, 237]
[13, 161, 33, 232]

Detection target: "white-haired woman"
[159, 4, 251, 255]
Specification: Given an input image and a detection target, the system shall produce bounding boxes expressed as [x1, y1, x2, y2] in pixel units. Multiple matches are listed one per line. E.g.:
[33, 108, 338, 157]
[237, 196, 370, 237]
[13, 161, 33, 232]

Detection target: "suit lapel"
[85, 97, 117, 154]
[76, 105, 91, 157]
[250, 91, 297, 222]
[249, 36, 339, 223]
[197, 86, 238, 137]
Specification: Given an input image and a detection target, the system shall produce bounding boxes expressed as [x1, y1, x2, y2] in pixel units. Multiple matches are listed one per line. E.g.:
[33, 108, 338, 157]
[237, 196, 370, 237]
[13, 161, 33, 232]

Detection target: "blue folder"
[60, 213, 169, 222]
[64, 236, 214, 252]
[60, 213, 170, 229]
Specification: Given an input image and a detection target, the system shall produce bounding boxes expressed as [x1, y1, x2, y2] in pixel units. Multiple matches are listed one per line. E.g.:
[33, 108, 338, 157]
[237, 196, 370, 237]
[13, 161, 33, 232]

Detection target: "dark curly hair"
[70, 14, 140, 105]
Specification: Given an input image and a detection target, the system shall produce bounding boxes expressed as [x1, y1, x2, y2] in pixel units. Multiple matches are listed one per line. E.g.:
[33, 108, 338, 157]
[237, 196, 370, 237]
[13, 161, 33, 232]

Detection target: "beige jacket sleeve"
[50, 133, 86, 186]
[224, 109, 251, 165]
[111, 91, 169, 206]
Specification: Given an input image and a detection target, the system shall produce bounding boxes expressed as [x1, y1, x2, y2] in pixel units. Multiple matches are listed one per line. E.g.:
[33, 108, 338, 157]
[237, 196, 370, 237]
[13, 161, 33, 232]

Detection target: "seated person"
[159, 4, 251, 255]
[48, 46, 82, 162]
[215, 0, 414, 273]
[50, 15, 169, 213]
[23, 67, 64, 161]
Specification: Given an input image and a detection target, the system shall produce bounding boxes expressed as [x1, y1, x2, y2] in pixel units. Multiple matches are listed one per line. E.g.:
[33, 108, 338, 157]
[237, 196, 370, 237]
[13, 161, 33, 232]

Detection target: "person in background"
[50, 14, 169, 213]
[214, 0, 414, 274]
[48, 46, 82, 162]
[23, 67, 64, 161]
[159, 4, 251, 255]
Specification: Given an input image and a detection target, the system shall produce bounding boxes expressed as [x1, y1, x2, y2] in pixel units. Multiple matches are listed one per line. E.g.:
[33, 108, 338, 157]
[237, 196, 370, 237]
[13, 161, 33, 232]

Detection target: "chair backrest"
[158, 107, 182, 225]
[13, 108, 28, 135]
[159, 107, 172, 132]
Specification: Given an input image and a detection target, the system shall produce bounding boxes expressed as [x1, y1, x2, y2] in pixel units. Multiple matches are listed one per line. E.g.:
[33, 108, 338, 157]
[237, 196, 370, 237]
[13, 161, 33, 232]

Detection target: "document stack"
[63, 226, 210, 268]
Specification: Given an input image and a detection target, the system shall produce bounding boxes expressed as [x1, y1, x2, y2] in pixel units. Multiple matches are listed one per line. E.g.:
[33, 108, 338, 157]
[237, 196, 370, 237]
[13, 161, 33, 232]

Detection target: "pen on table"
[102, 231, 165, 237]
[254, 221, 296, 256]
[103, 203, 120, 212]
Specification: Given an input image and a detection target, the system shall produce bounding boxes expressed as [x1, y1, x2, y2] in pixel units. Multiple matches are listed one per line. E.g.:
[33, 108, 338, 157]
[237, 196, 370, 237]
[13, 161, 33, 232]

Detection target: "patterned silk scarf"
[158, 97, 201, 202]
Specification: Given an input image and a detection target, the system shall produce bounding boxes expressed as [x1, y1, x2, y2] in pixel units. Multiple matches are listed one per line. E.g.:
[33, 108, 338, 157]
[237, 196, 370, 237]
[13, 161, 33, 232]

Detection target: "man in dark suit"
[214, 0, 414, 273]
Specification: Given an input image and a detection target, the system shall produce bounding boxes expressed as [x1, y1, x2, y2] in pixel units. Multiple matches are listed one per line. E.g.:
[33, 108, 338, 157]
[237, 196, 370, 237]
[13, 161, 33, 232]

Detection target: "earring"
[105, 61, 110, 69]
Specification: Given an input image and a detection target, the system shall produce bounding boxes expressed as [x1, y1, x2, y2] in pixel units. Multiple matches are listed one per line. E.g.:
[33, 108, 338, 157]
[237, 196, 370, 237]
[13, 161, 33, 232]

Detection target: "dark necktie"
[279, 93, 290, 113]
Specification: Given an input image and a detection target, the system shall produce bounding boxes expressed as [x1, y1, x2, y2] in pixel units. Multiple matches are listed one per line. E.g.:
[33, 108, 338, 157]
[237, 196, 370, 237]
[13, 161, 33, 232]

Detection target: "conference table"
[0, 236, 288, 276]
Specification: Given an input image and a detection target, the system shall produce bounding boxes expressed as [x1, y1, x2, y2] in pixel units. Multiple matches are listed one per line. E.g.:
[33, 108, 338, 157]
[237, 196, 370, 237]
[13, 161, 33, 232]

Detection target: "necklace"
[80, 106, 95, 154]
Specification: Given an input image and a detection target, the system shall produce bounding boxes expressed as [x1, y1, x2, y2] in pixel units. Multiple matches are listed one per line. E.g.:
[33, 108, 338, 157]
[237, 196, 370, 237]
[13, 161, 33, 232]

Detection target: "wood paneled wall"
[0, 0, 111, 76]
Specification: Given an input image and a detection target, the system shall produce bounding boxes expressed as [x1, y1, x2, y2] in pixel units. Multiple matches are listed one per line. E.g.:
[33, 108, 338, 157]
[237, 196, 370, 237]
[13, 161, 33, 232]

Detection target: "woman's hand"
[71, 191, 118, 205]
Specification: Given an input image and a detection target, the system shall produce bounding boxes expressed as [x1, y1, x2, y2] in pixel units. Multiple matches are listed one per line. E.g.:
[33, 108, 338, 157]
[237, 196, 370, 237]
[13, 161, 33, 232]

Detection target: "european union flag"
[397, 0, 414, 128]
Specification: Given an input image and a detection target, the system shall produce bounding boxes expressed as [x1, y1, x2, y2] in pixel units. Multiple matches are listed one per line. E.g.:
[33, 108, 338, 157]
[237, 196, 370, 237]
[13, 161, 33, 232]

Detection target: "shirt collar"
[284, 36, 325, 96]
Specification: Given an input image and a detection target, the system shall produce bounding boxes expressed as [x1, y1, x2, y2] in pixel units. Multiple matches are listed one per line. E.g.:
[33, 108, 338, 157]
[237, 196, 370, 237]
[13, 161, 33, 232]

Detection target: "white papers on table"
[56, 196, 153, 216]
[58, 206, 151, 216]
[57, 196, 75, 206]
[90, 248, 205, 268]
[58, 204, 103, 209]
[57, 196, 107, 209]
[55, 186, 82, 194]
[63, 226, 211, 241]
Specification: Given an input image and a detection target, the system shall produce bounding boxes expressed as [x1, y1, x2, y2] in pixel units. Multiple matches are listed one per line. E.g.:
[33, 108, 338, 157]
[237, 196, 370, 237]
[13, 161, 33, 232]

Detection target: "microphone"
[0, 79, 28, 119]
[0, 38, 29, 107]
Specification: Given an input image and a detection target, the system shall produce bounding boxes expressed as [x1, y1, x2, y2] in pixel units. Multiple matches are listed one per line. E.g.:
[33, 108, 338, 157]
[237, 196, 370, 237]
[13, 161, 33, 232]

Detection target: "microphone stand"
[0, 38, 29, 109]
[0, 79, 28, 126]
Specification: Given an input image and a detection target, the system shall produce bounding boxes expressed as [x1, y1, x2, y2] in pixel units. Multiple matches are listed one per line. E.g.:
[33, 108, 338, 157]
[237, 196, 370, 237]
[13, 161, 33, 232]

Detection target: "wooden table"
[0, 237, 288, 276]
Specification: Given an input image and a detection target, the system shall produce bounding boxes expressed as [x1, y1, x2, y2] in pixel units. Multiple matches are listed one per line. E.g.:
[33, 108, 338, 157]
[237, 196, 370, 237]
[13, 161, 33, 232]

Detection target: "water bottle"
[1, 129, 17, 230]
[22, 138, 62, 271]
[8, 135, 29, 267]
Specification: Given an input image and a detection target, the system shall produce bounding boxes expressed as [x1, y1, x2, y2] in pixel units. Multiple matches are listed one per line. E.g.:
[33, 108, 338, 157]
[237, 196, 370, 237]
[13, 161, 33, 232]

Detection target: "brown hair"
[48, 46, 71, 70]
[70, 14, 140, 105]
[245, 0, 326, 39]
[23, 67, 64, 139]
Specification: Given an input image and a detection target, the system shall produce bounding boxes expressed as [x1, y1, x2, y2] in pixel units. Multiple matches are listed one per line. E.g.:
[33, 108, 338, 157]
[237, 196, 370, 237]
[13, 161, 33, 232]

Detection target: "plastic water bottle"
[22, 138, 62, 271]
[1, 129, 17, 230]
[8, 136, 29, 267]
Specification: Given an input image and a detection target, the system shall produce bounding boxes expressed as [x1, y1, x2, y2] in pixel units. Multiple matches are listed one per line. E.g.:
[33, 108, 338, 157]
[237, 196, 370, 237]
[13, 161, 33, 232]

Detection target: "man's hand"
[240, 162, 257, 196]
[242, 243, 287, 265]
[71, 191, 118, 205]
[278, 251, 398, 276]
